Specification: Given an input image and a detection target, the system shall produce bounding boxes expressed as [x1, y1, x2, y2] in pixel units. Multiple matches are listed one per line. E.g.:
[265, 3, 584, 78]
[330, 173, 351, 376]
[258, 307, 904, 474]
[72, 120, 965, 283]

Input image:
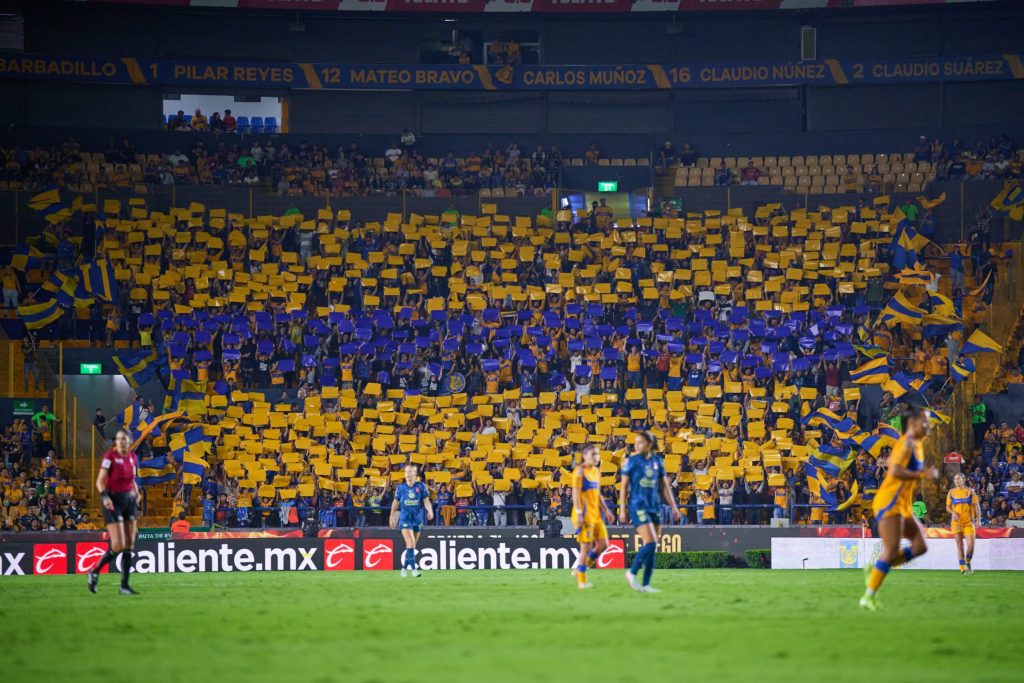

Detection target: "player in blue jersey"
[389, 463, 434, 578]
[618, 431, 680, 593]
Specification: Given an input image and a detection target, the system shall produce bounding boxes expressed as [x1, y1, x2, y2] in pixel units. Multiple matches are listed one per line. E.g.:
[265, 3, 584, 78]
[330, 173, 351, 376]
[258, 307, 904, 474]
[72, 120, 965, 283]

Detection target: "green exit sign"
[597, 181, 618, 192]
[79, 363, 102, 375]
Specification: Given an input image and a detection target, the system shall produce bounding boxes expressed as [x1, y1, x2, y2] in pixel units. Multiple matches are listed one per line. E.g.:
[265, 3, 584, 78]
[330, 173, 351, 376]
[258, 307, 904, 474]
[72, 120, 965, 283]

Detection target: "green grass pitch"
[2, 569, 1020, 683]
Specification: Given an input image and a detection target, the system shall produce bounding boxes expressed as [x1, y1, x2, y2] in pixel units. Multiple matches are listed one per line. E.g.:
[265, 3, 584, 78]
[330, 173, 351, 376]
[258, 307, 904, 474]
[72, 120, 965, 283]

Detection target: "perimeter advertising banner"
[0, 52, 1019, 91]
[69, 1, 1000, 13]
[0, 534, 626, 576]
[771, 537, 1024, 570]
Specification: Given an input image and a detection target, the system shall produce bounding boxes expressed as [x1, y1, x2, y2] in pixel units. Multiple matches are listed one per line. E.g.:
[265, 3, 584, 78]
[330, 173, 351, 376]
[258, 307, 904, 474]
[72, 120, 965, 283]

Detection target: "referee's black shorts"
[101, 492, 138, 525]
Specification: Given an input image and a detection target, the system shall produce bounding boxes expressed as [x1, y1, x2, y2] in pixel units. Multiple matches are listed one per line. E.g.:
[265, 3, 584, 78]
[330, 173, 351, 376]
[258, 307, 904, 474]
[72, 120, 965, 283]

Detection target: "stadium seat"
[264, 116, 277, 133]
[250, 116, 264, 133]
[237, 116, 250, 133]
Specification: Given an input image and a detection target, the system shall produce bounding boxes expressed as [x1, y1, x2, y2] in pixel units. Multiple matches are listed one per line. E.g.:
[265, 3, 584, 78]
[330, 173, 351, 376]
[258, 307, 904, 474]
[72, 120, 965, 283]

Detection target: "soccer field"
[1, 569, 1020, 683]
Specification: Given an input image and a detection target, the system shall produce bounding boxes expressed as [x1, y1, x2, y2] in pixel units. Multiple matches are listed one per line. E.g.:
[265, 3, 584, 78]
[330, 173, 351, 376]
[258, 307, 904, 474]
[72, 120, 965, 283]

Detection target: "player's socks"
[959, 559, 967, 573]
[629, 545, 648, 576]
[889, 546, 916, 568]
[576, 564, 588, 585]
[642, 549, 655, 587]
[586, 549, 599, 568]
[119, 550, 133, 589]
[93, 549, 116, 573]
[865, 559, 890, 595]
[966, 552, 973, 573]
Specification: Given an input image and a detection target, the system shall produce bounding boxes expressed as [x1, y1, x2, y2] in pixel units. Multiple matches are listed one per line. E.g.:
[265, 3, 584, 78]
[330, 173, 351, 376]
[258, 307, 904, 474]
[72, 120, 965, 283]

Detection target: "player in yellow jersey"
[946, 473, 980, 574]
[861, 405, 939, 611]
[571, 444, 613, 589]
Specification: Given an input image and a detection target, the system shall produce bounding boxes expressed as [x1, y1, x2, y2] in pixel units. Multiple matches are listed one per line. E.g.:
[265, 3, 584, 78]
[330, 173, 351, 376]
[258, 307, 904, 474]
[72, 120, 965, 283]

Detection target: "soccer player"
[87, 429, 141, 595]
[619, 431, 681, 593]
[390, 463, 434, 578]
[860, 406, 939, 610]
[946, 473, 980, 574]
[571, 444, 613, 589]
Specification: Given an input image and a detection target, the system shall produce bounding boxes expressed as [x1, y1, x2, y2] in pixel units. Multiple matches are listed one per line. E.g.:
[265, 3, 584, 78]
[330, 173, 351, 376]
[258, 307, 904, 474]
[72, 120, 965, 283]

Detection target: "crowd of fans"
[0, 136, 563, 198]
[909, 135, 1021, 182]
[1, 419, 97, 532]
[4, 176, 1012, 533]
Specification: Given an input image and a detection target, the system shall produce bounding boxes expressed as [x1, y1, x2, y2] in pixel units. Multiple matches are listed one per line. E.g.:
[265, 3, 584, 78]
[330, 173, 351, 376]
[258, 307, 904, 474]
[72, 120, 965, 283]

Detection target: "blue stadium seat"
[237, 116, 250, 133]
[183, 114, 193, 125]
[250, 117, 264, 134]
[264, 117, 277, 133]
[161, 114, 167, 126]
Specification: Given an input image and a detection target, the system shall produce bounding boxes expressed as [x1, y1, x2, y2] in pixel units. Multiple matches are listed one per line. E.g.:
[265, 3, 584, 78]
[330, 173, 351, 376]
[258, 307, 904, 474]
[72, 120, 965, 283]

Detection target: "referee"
[87, 430, 141, 595]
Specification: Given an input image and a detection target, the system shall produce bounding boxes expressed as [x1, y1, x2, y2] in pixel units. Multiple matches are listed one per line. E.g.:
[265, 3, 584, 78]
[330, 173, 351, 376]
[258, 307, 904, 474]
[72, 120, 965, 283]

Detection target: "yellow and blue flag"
[808, 444, 856, 477]
[805, 461, 837, 508]
[835, 481, 861, 512]
[851, 356, 890, 384]
[877, 422, 900, 440]
[113, 348, 160, 389]
[28, 187, 61, 212]
[961, 329, 1002, 355]
[78, 258, 119, 302]
[853, 343, 887, 360]
[990, 181, 1024, 221]
[921, 313, 962, 339]
[18, 299, 63, 330]
[928, 292, 956, 317]
[879, 291, 926, 326]
[951, 357, 976, 382]
[10, 244, 42, 271]
[136, 455, 176, 487]
[802, 407, 856, 433]
[897, 265, 933, 286]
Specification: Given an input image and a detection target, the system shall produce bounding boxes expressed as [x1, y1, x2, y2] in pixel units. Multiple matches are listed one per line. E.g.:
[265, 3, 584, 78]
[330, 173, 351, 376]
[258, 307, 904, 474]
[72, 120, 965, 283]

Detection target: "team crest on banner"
[839, 540, 859, 569]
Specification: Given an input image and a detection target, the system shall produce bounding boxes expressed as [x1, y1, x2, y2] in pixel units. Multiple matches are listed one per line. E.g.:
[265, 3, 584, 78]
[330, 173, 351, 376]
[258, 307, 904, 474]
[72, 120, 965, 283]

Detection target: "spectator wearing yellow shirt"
[585, 143, 600, 166]
[191, 109, 208, 131]
[2, 266, 19, 309]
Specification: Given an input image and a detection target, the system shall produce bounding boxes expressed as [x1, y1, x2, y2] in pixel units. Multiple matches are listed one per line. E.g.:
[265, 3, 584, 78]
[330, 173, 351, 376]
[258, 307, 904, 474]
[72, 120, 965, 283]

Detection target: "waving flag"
[928, 292, 956, 317]
[10, 244, 42, 271]
[848, 432, 886, 458]
[897, 265, 932, 286]
[951, 357, 976, 382]
[805, 461, 838, 508]
[877, 422, 900, 440]
[851, 356, 890, 384]
[18, 299, 63, 329]
[884, 373, 924, 399]
[113, 348, 160, 389]
[917, 193, 946, 211]
[808, 444, 856, 477]
[803, 407, 856, 434]
[853, 343, 887, 360]
[921, 314, 963, 339]
[28, 186, 61, 212]
[961, 329, 1002, 355]
[136, 454, 176, 487]
[130, 410, 184, 450]
[78, 257, 119, 302]
[990, 181, 1024, 221]
[835, 481, 861, 512]
[879, 292, 926, 326]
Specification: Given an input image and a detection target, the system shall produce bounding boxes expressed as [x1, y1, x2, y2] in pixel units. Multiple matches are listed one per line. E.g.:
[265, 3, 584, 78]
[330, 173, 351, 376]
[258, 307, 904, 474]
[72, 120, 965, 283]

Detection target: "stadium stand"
[3, 182, 1019, 533]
